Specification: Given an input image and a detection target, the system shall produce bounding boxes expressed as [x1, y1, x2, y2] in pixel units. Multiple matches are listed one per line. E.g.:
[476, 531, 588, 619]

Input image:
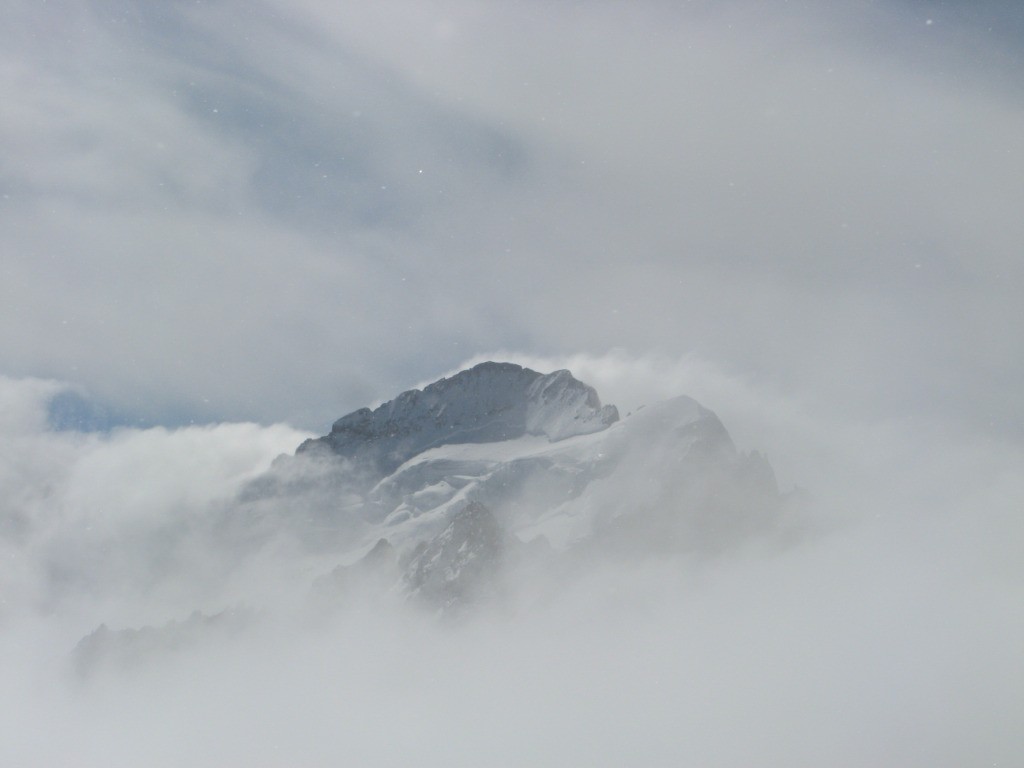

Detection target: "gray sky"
[2, 0, 1022, 441]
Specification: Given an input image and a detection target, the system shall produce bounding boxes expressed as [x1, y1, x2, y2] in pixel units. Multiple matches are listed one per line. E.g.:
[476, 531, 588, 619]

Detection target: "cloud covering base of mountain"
[0, 354, 1020, 766]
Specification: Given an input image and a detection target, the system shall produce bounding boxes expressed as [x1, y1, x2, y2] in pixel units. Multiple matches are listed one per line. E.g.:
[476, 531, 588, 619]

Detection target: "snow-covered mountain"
[73, 361, 783, 671]
[238, 362, 779, 598]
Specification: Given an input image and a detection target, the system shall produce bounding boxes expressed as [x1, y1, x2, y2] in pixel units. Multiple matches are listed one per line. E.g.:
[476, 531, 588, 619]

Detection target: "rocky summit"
[296, 361, 619, 474]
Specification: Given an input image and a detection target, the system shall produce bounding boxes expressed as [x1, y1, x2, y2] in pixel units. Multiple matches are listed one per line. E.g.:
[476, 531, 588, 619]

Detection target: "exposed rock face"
[297, 362, 619, 474]
[403, 501, 514, 611]
[308, 501, 521, 616]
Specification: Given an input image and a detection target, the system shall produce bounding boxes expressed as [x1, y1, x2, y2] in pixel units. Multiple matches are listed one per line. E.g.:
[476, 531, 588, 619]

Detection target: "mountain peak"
[297, 362, 618, 474]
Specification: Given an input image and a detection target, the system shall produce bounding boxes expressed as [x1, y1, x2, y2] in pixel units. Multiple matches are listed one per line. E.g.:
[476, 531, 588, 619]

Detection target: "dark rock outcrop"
[297, 362, 618, 475]
[403, 501, 515, 612]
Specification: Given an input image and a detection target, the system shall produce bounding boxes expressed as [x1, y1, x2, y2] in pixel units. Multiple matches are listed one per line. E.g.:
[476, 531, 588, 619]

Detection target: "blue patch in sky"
[47, 390, 132, 433]
[46, 388, 233, 433]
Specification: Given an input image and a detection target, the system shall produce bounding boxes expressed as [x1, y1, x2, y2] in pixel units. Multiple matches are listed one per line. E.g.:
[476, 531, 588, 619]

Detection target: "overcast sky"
[3, 0, 1022, 441]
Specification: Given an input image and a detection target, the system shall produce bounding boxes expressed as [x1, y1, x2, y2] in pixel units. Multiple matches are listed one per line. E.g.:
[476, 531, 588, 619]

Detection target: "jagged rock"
[403, 501, 515, 612]
[297, 362, 619, 474]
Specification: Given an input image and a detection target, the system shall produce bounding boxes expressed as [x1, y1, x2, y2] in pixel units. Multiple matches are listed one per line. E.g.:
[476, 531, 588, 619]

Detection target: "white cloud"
[0, 376, 310, 623]
[3, 0, 1022, 438]
[1, 343, 1022, 765]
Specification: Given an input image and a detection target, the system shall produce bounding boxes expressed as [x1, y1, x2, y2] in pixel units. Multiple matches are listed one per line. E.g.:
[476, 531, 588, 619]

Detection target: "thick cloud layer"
[0, 376, 311, 622]
[1, 358, 1021, 766]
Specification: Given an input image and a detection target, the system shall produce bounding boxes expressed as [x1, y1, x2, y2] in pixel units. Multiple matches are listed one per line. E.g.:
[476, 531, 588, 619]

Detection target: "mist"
[1, 355, 1021, 766]
[2, 0, 1023, 764]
